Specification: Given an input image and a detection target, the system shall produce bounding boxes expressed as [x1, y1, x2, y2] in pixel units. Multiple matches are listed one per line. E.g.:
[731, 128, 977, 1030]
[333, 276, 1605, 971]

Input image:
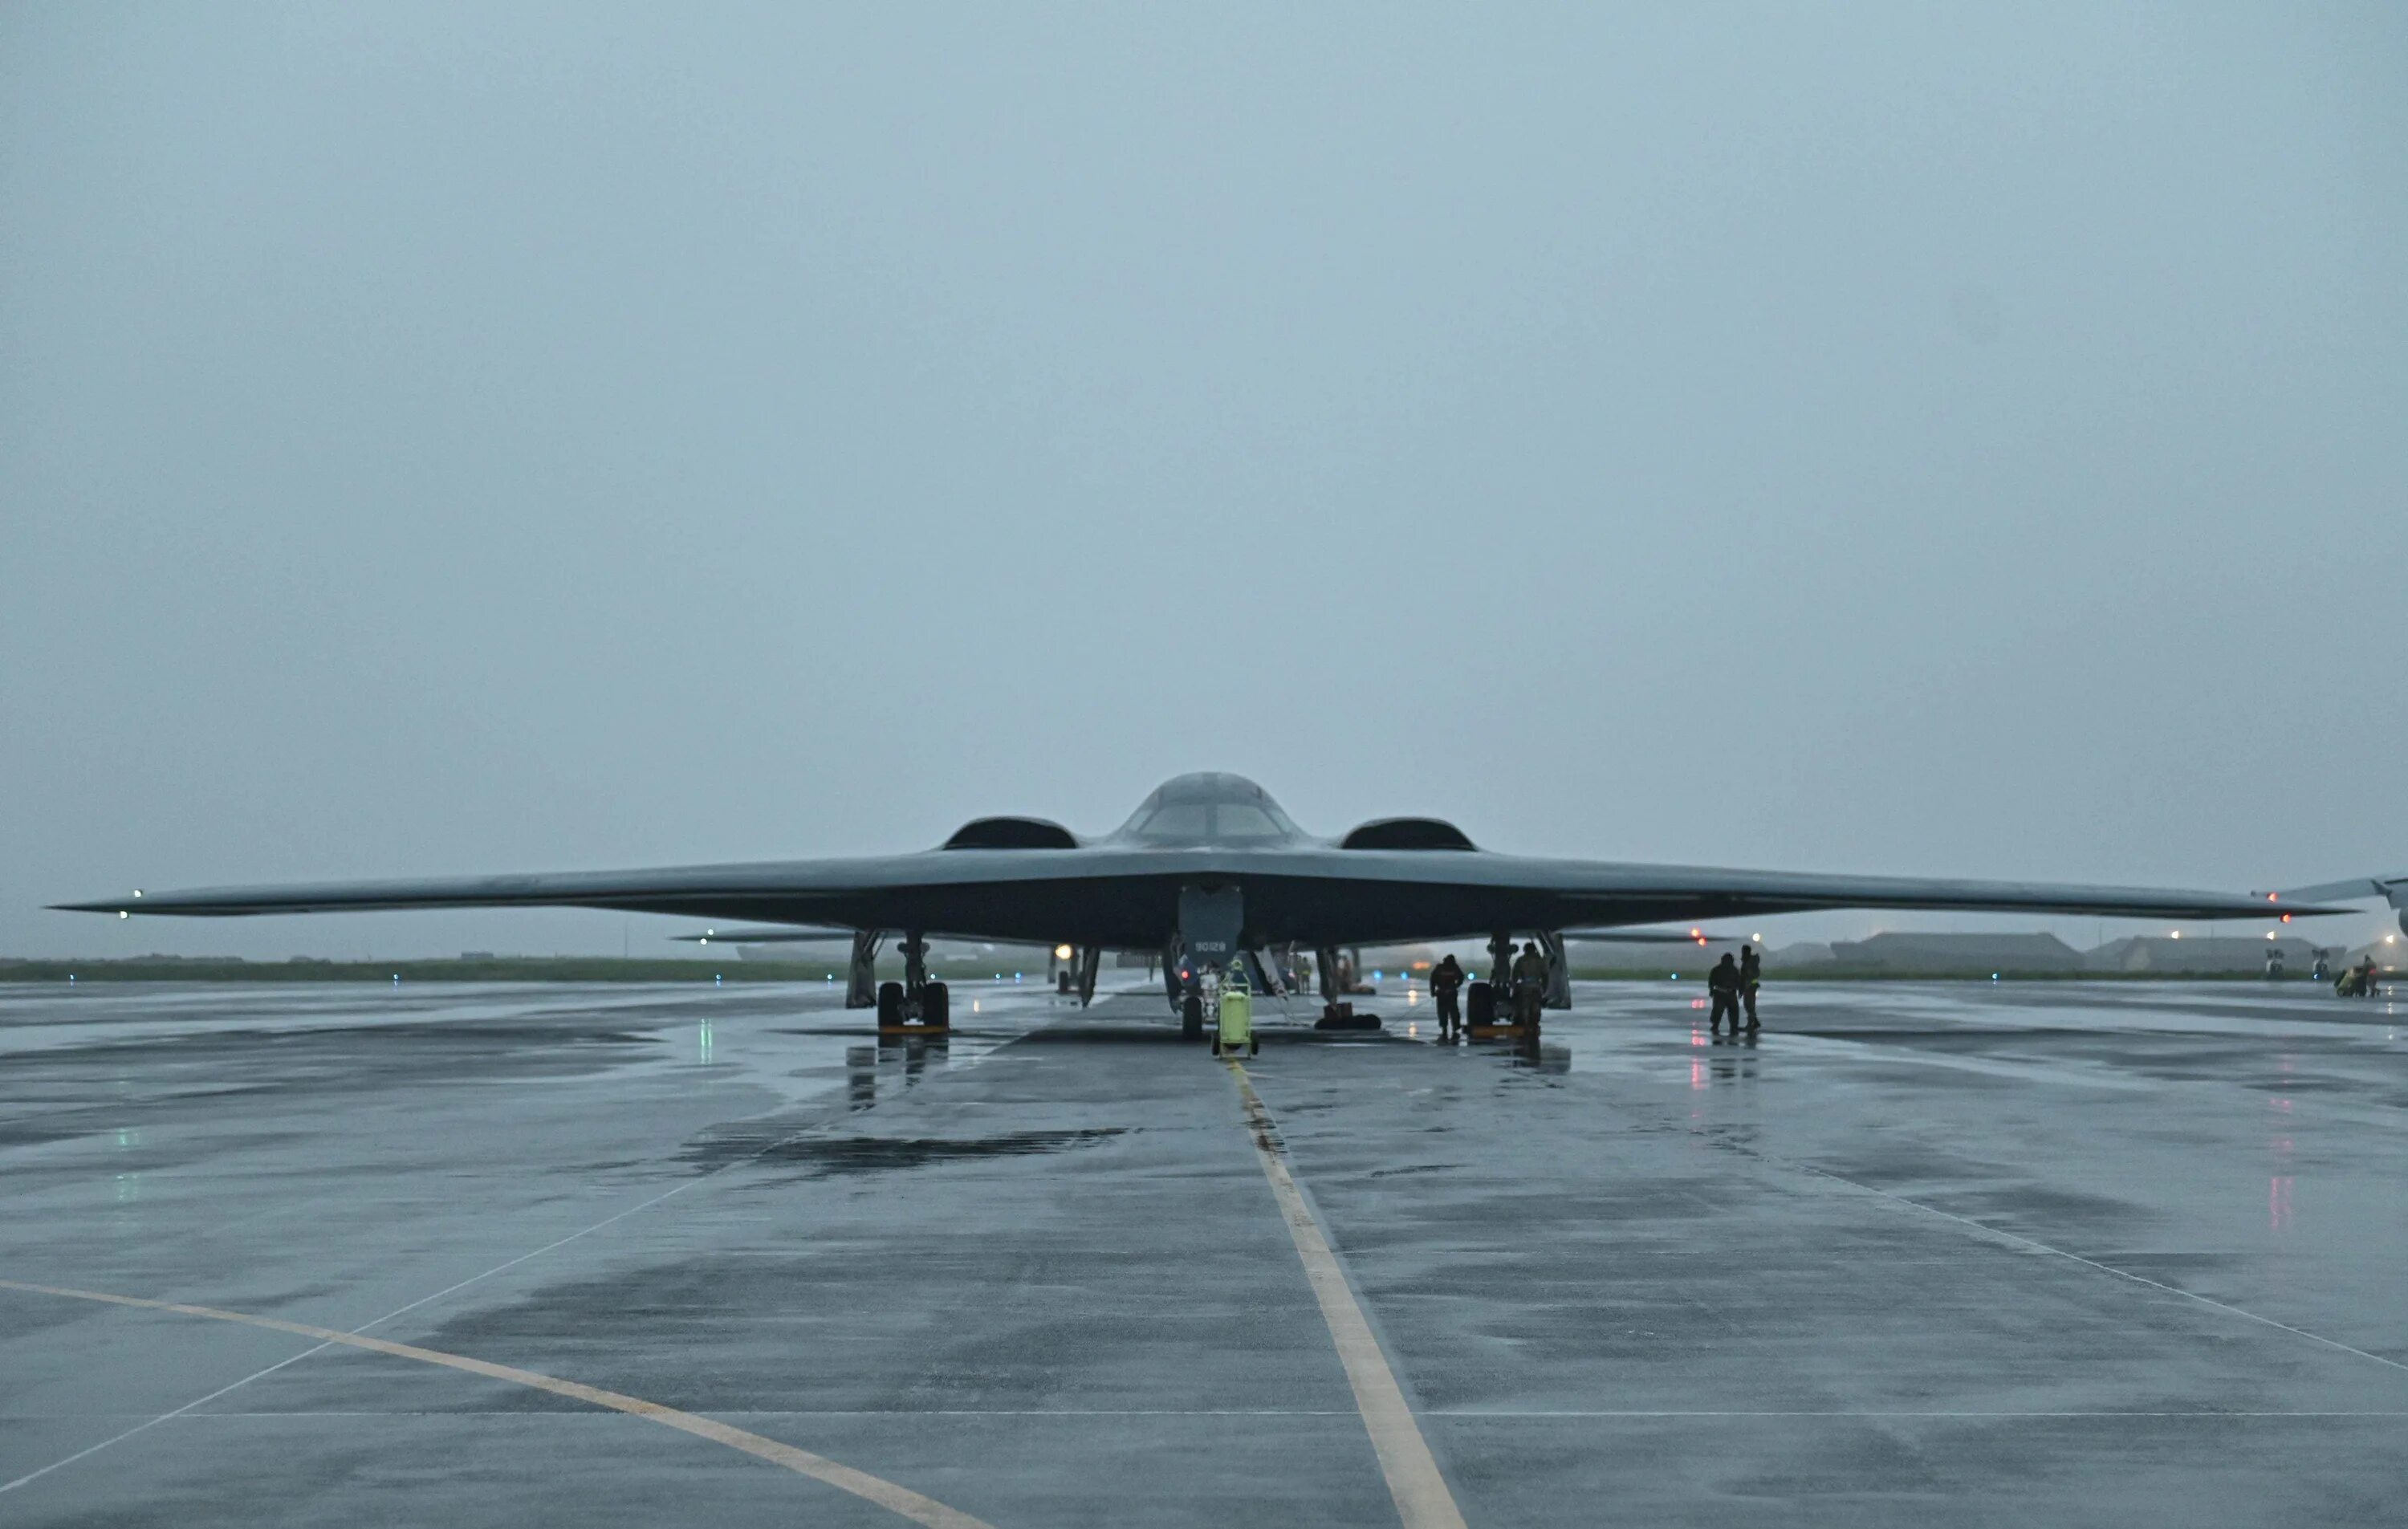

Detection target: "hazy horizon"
[6, 4, 2403, 960]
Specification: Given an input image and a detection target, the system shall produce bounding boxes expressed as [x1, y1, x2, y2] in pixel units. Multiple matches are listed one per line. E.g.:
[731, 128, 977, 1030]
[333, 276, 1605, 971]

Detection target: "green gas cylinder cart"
[1212, 965, 1259, 1056]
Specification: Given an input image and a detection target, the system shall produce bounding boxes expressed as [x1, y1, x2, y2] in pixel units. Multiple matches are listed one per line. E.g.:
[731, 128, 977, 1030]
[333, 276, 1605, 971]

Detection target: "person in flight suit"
[1707, 952, 1743, 1034]
[1739, 943, 1763, 1031]
[1430, 954, 1466, 1040]
[1511, 941, 1548, 1025]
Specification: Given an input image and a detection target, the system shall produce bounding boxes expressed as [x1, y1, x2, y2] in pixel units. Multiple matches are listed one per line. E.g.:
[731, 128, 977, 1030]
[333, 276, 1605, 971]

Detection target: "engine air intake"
[1339, 817, 1477, 852]
[942, 817, 1080, 851]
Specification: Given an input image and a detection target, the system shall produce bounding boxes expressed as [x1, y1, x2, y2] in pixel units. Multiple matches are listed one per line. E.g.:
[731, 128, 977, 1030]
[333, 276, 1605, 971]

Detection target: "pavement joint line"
[1222, 1058, 1469, 1529]
[0, 1026, 1017, 1498]
[0, 1279, 998, 1529]
[0, 1138, 743, 1497]
[1640, 1099, 2408, 1379]
[1, 1407, 1370, 1419]
[14, 1407, 2407, 1421]
[1605, 1073, 2408, 1380]
[1430, 1409, 2408, 1419]
[1773, 1160, 2408, 1378]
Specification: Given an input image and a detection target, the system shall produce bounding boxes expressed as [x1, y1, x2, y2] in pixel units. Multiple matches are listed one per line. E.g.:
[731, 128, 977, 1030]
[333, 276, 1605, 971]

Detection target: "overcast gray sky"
[5, 3, 2403, 961]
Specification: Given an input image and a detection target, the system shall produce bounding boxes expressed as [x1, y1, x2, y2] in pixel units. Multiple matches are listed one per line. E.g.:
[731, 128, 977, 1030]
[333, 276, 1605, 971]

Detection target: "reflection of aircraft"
[59, 771, 2334, 1039]
[674, 925, 1102, 1003]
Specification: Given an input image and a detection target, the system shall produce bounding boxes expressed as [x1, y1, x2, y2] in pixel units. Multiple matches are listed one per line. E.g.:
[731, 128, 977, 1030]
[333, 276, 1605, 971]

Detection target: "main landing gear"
[1461, 930, 1551, 1041]
[877, 932, 950, 1039]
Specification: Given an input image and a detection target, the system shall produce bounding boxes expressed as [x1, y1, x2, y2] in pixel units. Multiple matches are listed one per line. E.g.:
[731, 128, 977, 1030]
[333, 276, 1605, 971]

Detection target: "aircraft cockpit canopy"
[1114, 773, 1304, 845]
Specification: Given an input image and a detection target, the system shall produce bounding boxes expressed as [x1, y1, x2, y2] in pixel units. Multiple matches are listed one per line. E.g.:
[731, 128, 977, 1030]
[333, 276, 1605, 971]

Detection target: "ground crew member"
[2339, 955, 2380, 997]
[1511, 941, 1548, 1025]
[1739, 944, 1763, 1031]
[1430, 954, 1466, 1040]
[1707, 952, 1742, 1034]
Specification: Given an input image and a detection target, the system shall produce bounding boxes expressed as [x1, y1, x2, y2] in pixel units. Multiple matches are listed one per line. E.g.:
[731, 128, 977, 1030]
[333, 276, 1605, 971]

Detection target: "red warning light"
[2280, 913, 2292, 924]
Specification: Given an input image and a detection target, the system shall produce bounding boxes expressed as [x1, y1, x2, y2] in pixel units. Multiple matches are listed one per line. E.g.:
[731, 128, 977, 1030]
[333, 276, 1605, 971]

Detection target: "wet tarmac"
[2, 978, 2402, 1526]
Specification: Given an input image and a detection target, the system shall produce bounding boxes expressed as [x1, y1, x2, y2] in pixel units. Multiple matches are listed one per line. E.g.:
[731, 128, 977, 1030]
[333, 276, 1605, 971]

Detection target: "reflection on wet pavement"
[0, 977, 2402, 1526]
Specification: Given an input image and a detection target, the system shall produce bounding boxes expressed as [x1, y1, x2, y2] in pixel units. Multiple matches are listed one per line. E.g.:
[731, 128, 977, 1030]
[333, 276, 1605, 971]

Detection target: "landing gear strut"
[879, 931, 949, 1037]
[847, 931, 885, 1009]
[1177, 884, 1243, 1043]
[1466, 929, 1544, 1039]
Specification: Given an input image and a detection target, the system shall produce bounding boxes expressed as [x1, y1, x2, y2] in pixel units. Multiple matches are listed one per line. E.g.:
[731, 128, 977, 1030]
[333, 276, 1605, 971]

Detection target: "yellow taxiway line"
[1221, 1059, 1468, 1529]
[0, 1279, 995, 1529]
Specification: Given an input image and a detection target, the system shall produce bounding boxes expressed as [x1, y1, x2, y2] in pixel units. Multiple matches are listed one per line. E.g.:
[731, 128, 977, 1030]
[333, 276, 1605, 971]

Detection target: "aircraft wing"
[53, 846, 2337, 950]
[1525, 861, 2309, 923]
[2274, 875, 2408, 903]
[2274, 873, 2408, 936]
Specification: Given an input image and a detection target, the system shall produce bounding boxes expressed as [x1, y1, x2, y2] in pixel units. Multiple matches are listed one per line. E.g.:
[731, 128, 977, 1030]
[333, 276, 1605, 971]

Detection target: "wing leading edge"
[53, 844, 2337, 950]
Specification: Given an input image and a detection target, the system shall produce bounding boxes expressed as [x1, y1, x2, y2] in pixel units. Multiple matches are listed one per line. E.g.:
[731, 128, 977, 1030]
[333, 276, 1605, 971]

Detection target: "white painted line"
[1224, 1059, 1468, 1529]
[0, 1280, 995, 1529]
[0, 1059, 915, 1494]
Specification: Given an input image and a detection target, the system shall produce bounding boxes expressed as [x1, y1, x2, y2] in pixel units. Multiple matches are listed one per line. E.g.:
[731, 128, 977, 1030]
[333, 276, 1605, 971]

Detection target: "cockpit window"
[1117, 774, 1302, 844]
[1214, 803, 1285, 840]
[1138, 803, 1211, 840]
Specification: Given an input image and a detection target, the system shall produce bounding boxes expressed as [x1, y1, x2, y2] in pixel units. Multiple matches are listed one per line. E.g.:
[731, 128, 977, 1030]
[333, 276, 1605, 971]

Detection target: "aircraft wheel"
[1248, 1037, 1259, 1056]
[921, 981, 949, 1029]
[1056, 970, 1072, 994]
[1466, 981, 1495, 1027]
[877, 981, 905, 1029]
[1182, 994, 1205, 1040]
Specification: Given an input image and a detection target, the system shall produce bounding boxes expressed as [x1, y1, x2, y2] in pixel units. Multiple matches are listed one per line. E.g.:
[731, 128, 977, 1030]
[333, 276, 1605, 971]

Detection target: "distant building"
[2085, 937, 2322, 975]
[1824, 933, 2084, 974]
[2341, 937, 2406, 972]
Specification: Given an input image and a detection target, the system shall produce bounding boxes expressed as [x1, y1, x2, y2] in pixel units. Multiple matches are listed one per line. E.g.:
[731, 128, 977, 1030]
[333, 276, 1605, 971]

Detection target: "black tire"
[1182, 994, 1205, 1040]
[1466, 981, 1495, 1027]
[1248, 1037, 1259, 1056]
[921, 981, 949, 1029]
[877, 981, 905, 1029]
[1056, 970, 1072, 994]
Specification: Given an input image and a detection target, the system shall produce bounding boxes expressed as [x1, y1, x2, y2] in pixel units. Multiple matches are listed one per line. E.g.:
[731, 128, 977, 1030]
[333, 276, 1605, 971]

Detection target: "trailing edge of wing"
[2272, 875, 2408, 904]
